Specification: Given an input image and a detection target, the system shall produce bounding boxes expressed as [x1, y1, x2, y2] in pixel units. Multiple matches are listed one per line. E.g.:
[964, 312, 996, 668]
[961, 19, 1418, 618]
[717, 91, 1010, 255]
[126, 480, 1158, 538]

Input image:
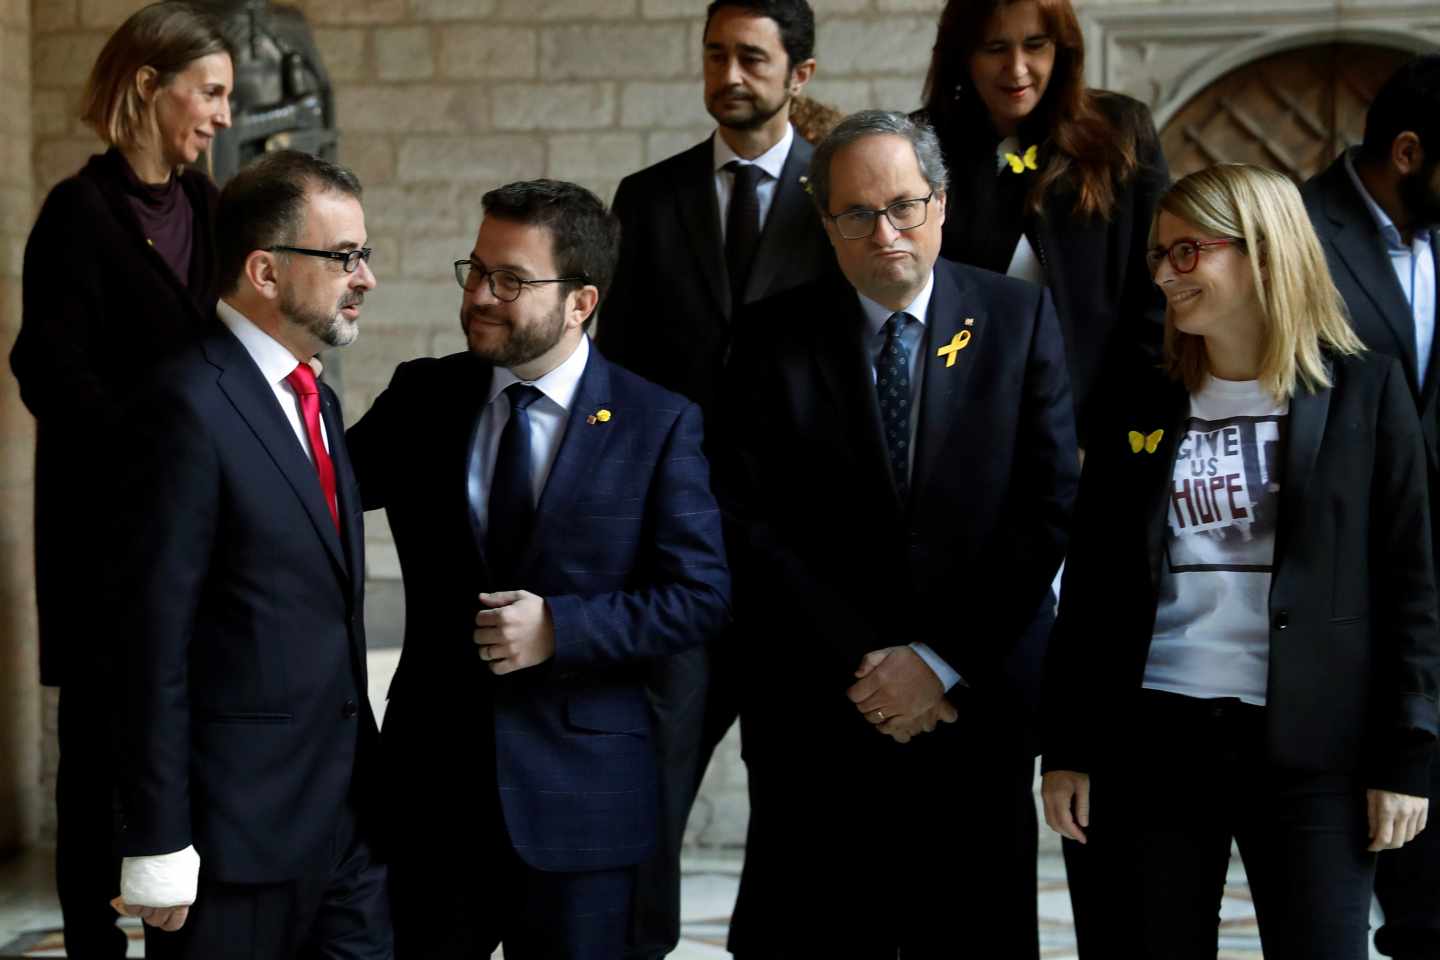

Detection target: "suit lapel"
[810, 286, 902, 516]
[523, 349, 613, 574]
[319, 385, 363, 600]
[1143, 382, 1191, 588]
[206, 330, 349, 583]
[1324, 166, 1421, 388]
[459, 359, 497, 581]
[1273, 379, 1331, 572]
[744, 133, 814, 304]
[671, 137, 731, 319]
[912, 265, 977, 503]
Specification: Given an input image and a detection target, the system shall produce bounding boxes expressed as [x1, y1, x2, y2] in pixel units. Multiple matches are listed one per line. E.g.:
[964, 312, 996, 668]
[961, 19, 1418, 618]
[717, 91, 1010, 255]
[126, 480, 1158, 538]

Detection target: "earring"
[952, 82, 964, 100]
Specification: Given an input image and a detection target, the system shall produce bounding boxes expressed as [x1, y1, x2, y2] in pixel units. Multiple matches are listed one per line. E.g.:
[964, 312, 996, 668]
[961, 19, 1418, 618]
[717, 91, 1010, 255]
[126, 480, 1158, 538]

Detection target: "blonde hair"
[79, 2, 230, 150]
[1154, 163, 1364, 401]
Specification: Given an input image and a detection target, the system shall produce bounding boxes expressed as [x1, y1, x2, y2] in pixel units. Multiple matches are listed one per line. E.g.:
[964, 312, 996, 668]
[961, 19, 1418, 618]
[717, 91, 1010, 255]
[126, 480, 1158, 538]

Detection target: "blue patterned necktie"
[484, 383, 544, 587]
[877, 312, 913, 499]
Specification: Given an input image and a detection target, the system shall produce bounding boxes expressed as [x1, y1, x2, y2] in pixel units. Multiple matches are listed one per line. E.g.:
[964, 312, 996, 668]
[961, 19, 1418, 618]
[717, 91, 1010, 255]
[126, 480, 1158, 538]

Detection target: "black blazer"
[717, 257, 1078, 758]
[11, 148, 220, 686]
[110, 323, 377, 883]
[598, 129, 833, 414]
[1043, 351, 1440, 795]
[345, 346, 730, 872]
[926, 92, 1169, 445]
[1303, 155, 1440, 476]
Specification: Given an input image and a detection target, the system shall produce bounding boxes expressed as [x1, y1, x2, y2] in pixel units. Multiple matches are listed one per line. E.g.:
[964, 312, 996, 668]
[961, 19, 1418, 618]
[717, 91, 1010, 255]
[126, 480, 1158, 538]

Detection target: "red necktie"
[285, 363, 340, 531]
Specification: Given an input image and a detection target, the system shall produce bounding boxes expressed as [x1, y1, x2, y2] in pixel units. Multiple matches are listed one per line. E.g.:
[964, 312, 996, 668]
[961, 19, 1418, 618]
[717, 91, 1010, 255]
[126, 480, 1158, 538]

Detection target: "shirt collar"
[1343, 147, 1430, 251]
[713, 123, 794, 182]
[857, 270, 936, 338]
[488, 332, 590, 412]
[217, 300, 312, 386]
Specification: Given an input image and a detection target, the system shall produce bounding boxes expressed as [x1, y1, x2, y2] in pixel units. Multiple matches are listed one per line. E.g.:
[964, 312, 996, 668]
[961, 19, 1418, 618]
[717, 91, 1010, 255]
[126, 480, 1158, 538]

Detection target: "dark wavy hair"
[921, 0, 1137, 219]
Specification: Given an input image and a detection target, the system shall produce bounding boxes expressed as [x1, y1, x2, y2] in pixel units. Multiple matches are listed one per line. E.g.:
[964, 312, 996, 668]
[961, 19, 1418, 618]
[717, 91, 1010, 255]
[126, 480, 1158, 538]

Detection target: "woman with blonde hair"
[9, 3, 231, 955]
[1041, 163, 1440, 958]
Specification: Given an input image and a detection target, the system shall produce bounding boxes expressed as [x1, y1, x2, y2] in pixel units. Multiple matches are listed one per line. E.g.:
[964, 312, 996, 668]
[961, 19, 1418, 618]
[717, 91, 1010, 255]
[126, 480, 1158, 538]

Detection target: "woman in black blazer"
[8, 3, 231, 955]
[1041, 163, 1440, 958]
[916, 0, 1169, 445]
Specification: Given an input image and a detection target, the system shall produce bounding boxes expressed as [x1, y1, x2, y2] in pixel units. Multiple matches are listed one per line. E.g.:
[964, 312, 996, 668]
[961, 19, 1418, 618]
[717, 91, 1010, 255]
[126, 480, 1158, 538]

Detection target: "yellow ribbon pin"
[1128, 429, 1164, 454]
[1004, 144, 1039, 174]
[936, 330, 972, 368]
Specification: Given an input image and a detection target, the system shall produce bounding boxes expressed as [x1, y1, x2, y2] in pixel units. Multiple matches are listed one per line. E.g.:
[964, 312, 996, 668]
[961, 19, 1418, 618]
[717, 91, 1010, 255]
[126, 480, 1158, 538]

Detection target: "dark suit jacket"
[926, 92, 1169, 445]
[1043, 351, 1440, 796]
[11, 148, 220, 686]
[111, 323, 377, 884]
[345, 345, 731, 873]
[717, 257, 1078, 759]
[1303, 155, 1440, 491]
[598, 128, 832, 414]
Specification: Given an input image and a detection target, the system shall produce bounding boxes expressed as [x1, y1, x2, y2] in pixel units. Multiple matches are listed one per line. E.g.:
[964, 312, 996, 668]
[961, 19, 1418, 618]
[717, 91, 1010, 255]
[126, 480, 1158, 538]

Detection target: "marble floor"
[2, 844, 1389, 959]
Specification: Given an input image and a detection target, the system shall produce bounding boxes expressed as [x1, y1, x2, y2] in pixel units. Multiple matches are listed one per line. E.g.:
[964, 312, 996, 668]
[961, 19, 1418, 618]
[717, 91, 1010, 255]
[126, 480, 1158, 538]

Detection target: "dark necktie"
[877, 313, 913, 500]
[284, 362, 339, 530]
[724, 160, 763, 309]
[485, 383, 544, 586]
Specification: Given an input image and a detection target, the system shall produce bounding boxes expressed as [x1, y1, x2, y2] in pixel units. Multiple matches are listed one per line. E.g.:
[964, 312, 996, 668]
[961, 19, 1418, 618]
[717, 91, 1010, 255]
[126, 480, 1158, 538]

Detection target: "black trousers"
[1078, 690, 1376, 959]
[55, 679, 128, 960]
[1374, 742, 1440, 959]
[144, 803, 391, 960]
[730, 704, 1039, 960]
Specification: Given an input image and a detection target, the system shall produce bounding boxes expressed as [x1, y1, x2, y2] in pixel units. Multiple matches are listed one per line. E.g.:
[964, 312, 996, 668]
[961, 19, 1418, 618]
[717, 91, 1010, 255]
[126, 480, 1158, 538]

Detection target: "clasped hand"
[474, 590, 555, 674]
[846, 646, 955, 743]
[111, 897, 189, 932]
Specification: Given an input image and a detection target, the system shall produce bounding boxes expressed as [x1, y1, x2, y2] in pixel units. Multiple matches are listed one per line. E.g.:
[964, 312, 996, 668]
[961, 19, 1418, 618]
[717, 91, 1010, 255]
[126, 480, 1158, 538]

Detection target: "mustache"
[712, 85, 753, 101]
[339, 292, 364, 309]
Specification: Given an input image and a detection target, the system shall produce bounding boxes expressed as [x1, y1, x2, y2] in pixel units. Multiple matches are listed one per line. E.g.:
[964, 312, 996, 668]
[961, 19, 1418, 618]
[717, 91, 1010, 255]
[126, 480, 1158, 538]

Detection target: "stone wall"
[0, 0, 37, 855]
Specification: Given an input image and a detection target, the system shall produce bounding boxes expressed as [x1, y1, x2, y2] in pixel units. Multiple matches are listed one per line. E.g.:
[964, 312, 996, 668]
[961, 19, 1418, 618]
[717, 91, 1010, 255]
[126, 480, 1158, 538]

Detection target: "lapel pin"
[587, 408, 611, 425]
[1004, 144, 1039, 174]
[936, 329, 973, 368]
[1128, 429, 1164, 454]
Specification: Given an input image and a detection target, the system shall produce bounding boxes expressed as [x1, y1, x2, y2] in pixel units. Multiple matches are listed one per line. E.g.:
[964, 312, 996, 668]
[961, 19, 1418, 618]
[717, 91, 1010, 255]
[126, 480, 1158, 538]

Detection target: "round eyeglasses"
[453, 260, 589, 302]
[1146, 238, 1243, 275]
[827, 192, 935, 241]
[267, 245, 372, 273]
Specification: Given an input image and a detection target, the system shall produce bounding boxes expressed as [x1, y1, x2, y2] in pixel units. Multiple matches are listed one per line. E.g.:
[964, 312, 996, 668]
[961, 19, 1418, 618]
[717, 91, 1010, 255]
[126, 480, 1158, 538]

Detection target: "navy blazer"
[111, 323, 377, 883]
[345, 344, 730, 872]
[717, 257, 1078, 758]
[1043, 350, 1440, 795]
[599, 129, 833, 415]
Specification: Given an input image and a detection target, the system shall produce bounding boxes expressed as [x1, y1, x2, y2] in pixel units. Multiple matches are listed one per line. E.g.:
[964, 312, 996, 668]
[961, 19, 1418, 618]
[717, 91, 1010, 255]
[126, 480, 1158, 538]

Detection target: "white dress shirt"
[217, 300, 331, 459]
[1345, 147, 1437, 388]
[469, 334, 590, 536]
[713, 123, 794, 241]
[855, 272, 964, 693]
[120, 303, 328, 909]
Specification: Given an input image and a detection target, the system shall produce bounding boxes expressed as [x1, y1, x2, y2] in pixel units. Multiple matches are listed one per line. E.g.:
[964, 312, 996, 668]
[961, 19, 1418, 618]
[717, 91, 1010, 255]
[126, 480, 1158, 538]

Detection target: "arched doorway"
[1160, 43, 1414, 182]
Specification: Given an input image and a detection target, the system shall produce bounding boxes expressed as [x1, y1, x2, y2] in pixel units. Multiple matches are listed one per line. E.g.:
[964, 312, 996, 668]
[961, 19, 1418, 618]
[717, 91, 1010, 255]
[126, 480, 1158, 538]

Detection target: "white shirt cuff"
[120, 845, 200, 908]
[910, 642, 964, 692]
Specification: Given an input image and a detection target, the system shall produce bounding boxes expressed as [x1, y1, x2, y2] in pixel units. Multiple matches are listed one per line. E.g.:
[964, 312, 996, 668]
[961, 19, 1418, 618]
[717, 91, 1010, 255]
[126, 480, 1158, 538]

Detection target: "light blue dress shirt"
[1344, 148, 1437, 387]
[854, 272, 964, 693]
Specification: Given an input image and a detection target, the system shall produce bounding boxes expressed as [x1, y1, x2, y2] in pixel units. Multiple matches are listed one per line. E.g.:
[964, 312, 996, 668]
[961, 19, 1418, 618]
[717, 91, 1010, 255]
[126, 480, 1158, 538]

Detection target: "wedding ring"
[875, 709, 885, 722]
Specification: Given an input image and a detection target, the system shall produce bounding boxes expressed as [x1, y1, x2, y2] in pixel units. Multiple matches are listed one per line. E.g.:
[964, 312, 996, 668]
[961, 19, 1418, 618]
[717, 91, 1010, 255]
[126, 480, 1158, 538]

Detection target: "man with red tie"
[106, 150, 392, 960]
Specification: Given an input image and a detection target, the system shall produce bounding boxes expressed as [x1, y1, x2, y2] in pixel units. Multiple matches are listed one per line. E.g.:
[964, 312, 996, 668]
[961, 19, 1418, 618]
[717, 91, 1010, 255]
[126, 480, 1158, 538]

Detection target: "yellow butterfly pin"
[1004, 144, 1039, 174]
[1128, 429, 1164, 454]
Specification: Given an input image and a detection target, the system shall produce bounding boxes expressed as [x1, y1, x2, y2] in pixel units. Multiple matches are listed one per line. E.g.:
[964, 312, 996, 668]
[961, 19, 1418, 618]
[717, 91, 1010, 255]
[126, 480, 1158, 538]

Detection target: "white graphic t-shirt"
[1143, 376, 1289, 706]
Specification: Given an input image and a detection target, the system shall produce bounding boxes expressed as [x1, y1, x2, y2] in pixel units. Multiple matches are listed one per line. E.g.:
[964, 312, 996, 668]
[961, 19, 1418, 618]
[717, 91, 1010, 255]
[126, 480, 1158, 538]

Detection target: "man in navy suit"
[1302, 55, 1440, 960]
[346, 179, 731, 960]
[717, 111, 1077, 958]
[108, 150, 389, 959]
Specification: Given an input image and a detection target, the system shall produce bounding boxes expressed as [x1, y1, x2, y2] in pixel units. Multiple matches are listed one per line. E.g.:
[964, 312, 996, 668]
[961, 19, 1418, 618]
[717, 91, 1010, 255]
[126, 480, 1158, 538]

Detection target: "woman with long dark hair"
[1042, 163, 1438, 958]
[918, 0, 1169, 444]
[9, 3, 231, 954]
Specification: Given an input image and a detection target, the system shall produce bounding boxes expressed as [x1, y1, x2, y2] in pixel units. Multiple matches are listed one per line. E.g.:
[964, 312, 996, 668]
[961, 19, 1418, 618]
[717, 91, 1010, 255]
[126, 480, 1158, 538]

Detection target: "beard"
[706, 84, 790, 132]
[1398, 160, 1440, 231]
[462, 297, 567, 369]
[281, 285, 362, 349]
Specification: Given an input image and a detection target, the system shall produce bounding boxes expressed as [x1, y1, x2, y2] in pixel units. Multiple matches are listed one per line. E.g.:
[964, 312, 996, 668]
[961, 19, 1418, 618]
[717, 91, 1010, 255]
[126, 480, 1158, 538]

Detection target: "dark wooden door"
[1160, 43, 1414, 182]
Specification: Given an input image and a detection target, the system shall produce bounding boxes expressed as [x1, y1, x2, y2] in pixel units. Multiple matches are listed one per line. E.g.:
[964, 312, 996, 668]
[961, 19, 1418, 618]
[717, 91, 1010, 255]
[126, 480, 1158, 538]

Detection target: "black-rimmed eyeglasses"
[827, 192, 935, 240]
[267, 245, 373, 273]
[453, 260, 589, 302]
